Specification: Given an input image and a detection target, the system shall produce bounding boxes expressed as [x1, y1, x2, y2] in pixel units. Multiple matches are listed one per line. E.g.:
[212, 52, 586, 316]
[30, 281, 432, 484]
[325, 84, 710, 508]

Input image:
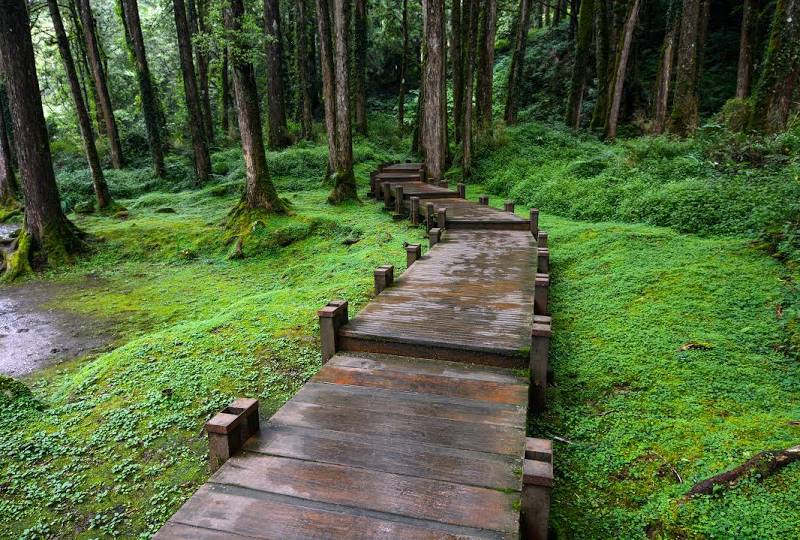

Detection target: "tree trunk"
[0, 0, 83, 267]
[188, 0, 213, 145]
[315, 0, 337, 175]
[475, 0, 497, 133]
[120, 0, 166, 177]
[590, 0, 611, 129]
[565, 0, 594, 128]
[173, 0, 211, 182]
[605, 0, 640, 140]
[48, 0, 113, 210]
[735, 0, 757, 99]
[296, 0, 313, 140]
[750, 0, 800, 133]
[353, 0, 368, 135]
[422, 0, 447, 183]
[76, 0, 124, 169]
[504, 0, 531, 125]
[652, 9, 677, 134]
[264, 0, 291, 148]
[0, 84, 19, 206]
[224, 0, 284, 213]
[221, 45, 232, 137]
[328, 0, 357, 202]
[398, 0, 409, 129]
[461, 0, 477, 178]
[545, 0, 551, 25]
[452, 0, 463, 142]
[667, 0, 703, 136]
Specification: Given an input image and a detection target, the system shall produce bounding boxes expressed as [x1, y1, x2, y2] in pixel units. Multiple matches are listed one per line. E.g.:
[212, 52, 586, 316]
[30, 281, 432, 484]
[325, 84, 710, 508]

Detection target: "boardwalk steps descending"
[155, 163, 554, 540]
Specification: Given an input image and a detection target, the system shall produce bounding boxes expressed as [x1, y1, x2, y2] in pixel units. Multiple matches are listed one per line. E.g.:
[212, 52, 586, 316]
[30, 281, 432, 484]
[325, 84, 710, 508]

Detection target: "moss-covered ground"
[1, 123, 799, 538]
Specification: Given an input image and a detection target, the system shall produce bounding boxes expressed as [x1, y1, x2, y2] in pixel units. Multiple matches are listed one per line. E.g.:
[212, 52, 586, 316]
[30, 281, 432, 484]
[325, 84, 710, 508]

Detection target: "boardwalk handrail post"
[383, 182, 393, 210]
[538, 231, 548, 248]
[425, 202, 435, 231]
[479, 195, 489, 205]
[374, 265, 395, 294]
[369, 171, 377, 198]
[405, 244, 422, 267]
[205, 398, 260, 473]
[530, 208, 539, 238]
[521, 438, 554, 540]
[504, 200, 515, 213]
[429, 227, 442, 247]
[535, 273, 550, 316]
[457, 183, 466, 199]
[394, 185, 404, 215]
[318, 300, 349, 363]
[437, 207, 447, 230]
[530, 318, 552, 413]
[538, 246, 550, 274]
[410, 196, 421, 225]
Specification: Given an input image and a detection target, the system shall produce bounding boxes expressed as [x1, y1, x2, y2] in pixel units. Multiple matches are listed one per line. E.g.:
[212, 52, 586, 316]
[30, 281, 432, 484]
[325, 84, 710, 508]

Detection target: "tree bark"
[296, 0, 313, 140]
[353, 0, 368, 135]
[590, 0, 611, 130]
[398, 0, 409, 129]
[452, 0, 463, 142]
[328, 0, 357, 202]
[652, 9, 677, 134]
[605, 0, 640, 140]
[565, 0, 594, 128]
[504, 0, 531, 125]
[221, 45, 233, 138]
[315, 0, 337, 175]
[264, 0, 291, 148]
[76, 0, 124, 169]
[173, 0, 211, 182]
[475, 0, 497, 133]
[0, 84, 19, 206]
[735, 0, 758, 99]
[188, 0, 214, 145]
[120, 0, 166, 177]
[48, 0, 113, 210]
[422, 0, 447, 183]
[749, 0, 799, 133]
[668, 0, 703, 136]
[461, 0, 477, 178]
[224, 0, 284, 213]
[0, 0, 83, 264]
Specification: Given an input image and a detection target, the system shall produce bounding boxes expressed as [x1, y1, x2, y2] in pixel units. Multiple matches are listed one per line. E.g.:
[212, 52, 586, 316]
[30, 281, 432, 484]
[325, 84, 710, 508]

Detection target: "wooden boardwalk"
[155, 163, 553, 540]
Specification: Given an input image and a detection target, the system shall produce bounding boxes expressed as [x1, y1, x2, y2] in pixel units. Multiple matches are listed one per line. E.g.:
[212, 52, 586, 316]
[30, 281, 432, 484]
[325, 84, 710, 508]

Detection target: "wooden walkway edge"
[154, 163, 554, 540]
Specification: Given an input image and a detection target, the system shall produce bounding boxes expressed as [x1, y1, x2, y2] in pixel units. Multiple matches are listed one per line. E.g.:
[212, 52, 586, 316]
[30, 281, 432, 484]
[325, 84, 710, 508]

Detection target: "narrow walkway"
[155, 164, 552, 539]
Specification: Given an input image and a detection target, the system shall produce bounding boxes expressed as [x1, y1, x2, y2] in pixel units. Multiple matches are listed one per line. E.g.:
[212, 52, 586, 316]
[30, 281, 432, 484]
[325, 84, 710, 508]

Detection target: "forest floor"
[1, 124, 799, 538]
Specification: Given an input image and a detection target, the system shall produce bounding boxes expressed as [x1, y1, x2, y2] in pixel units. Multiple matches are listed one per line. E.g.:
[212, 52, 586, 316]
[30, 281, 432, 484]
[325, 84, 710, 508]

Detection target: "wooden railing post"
[538, 246, 549, 273]
[405, 244, 422, 267]
[394, 185, 404, 215]
[383, 182, 392, 209]
[478, 195, 489, 205]
[437, 207, 447, 230]
[530, 317, 552, 414]
[369, 171, 377, 198]
[504, 200, 515, 213]
[521, 438, 554, 540]
[457, 183, 466, 198]
[318, 300, 348, 363]
[530, 208, 539, 238]
[425, 202, 435, 231]
[410, 196, 421, 225]
[374, 264, 394, 294]
[206, 398, 260, 473]
[538, 231, 548, 248]
[429, 227, 442, 247]
[535, 273, 550, 316]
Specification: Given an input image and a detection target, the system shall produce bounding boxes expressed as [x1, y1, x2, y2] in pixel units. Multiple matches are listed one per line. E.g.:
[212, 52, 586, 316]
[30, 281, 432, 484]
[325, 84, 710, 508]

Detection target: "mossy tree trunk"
[749, 0, 800, 134]
[353, 0, 368, 136]
[315, 0, 337, 175]
[504, 0, 532, 125]
[421, 0, 447, 183]
[590, 0, 612, 130]
[0, 84, 19, 208]
[451, 0, 463, 142]
[224, 0, 284, 214]
[735, 0, 760, 99]
[296, 0, 313, 140]
[221, 45, 234, 138]
[49, 0, 113, 211]
[0, 0, 84, 273]
[461, 0, 477, 178]
[605, 0, 640, 140]
[652, 2, 679, 134]
[667, 0, 704, 137]
[565, 0, 595, 129]
[475, 0, 497, 133]
[398, 0, 409, 129]
[264, 0, 291, 148]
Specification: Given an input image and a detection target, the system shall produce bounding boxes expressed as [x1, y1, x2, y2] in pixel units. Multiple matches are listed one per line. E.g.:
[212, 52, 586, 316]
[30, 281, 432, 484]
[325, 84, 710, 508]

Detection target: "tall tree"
[0, 87, 18, 208]
[750, 0, 800, 133]
[328, 0, 357, 201]
[48, 0, 113, 210]
[76, 0, 125, 168]
[120, 0, 166, 177]
[173, 0, 212, 182]
[353, 0, 368, 135]
[398, 0, 410, 128]
[504, 0, 532, 125]
[668, 0, 704, 136]
[421, 0, 447, 182]
[296, 0, 313, 140]
[315, 0, 337, 175]
[590, 0, 612, 130]
[452, 0, 463, 142]
[224, 0, 284, 214]
[188, 0, 214, 144]
[652, 3, 679, 134]
[475, 0, 497, 132]
[565, 0, 595, 128]
[461, 0, 477, 177]
[605, 0, 641, 140]
[264, 0, 291, 148]
[735, 0, 759, 99]
[221, 45, 234, 138]
[0, 0, 84, 273]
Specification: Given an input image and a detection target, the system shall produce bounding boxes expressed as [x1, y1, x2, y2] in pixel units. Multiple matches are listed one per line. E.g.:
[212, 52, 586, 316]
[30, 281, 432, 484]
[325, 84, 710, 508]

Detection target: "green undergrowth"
[531, 214, 800, 538]
[0, 174, 424, 537]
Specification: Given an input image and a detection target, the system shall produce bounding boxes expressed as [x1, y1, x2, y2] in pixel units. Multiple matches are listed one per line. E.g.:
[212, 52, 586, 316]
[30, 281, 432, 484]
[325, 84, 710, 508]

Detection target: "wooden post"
[425, 202, 435, 231]
[438, 179, 449, 188]
[406, 243, 422, 267]
[318, 300, 348, 363]
[521, 439, 554, 540]
[369, 171, 376, 198]
[410, 196, 421, 225]
[535, 273, 550, 315]
[225, 398, 260, 441]
[437, 207, 447, 230]
[530, 317, 552, 413]
[479, 195, 489, 205]
[383, 181, 392, 209]
[538, 247, 549, 273]
[205, 398, 261, 473]
[374, 264, 394, 294]
[394, 185, 404, 215]
[530, 208, 539, 238]
[538, 231, 548, 248]
[429, 227, 442, 247]
[504, 200, 515, 213]
[457, 183, 466, 198]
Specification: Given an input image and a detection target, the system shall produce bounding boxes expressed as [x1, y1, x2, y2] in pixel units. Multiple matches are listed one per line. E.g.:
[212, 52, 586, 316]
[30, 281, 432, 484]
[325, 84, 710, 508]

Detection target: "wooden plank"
[210, 454, 521, 533]
[244, 423, 523, 490]
[270, 400, 526, 456]
[165, 484, 510, 540]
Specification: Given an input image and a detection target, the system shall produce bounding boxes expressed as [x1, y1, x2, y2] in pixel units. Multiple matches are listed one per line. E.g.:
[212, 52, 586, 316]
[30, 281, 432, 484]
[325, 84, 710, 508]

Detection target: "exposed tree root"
[327, 170, 359, 205]
[1, 226, 32, 281]
[682, 445, 800, 501]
